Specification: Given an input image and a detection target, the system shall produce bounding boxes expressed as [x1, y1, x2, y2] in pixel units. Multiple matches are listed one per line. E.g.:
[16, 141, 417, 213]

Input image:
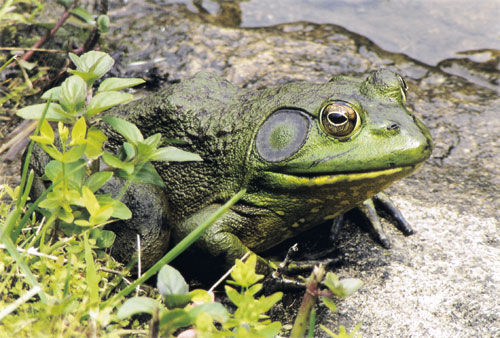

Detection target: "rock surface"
[105, 2, 499, 336]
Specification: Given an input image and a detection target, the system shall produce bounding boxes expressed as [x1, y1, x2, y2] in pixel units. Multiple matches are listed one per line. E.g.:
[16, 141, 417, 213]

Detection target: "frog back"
[103, 73, 259, 222]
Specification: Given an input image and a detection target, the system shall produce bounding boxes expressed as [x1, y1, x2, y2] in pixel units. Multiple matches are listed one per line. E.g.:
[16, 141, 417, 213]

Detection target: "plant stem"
[22, 0, 80, 62]
[290, 265, 325, 338]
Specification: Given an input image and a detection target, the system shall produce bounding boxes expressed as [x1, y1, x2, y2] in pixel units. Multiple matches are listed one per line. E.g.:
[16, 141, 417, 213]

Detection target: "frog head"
[246, 69, 432, 221]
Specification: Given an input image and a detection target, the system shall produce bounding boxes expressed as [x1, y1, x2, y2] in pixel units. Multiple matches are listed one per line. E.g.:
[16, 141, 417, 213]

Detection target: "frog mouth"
[260, 164, 422, 189]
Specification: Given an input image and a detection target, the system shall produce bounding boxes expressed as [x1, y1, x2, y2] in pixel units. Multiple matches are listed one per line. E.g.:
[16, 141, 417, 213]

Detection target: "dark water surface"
[172, 0, 500, 66]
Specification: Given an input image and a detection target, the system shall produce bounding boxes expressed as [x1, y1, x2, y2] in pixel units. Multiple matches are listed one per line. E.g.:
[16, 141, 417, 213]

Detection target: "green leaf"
[117, 297, 160, 319]
[41, 86, 61, 101]
[44, 160, 86, 189]
[132, 162, 165, 187]
[135, 142, 154, 162]
[143, 133, 162, 148]
[246, 283, 263, 297]
[159, 309, 193, 331]
[101, 116, 143, 144]
[40, 144, 63, 161]
[98, 195, 132, 220]
[323, 272, 363, 298]
[230, 254, 264, 288]
[72, 51, 112, 74]
[338, 278, 363, 297]
[109, 199, 132, 219]
[85, 172, 113, 192]
[82, 186, 100, 215]
[38, 196, 61, 210]
[255, 321, 282, 337]
[44, 160, 63, 182]
[90, 228, 116, 248]
[30, 119, 54, 145]
[321, 296, 337, 313]
[163, 293, 193, 309]
[57, 207, 75, 224]
[99, 230, 116, 248]
[61, 145, 86, 163]
[84, 127, 107, 159]
[87, 52, 114, 78]
[97, 15, 110, 33]
[102, 152, 135, 175]
[74, 219, 92, 227]
[189, 289, 214, 303]
[58, 121, 69, 145]
[68, 51, 114, 86]
[150, 146, 202, 162]
[60, 75, 87, 113]
[67, 70, 98, 85]
[86, 91, 133, 117]
[157, 265, 192, 308]
[70, 7, 95, 24]
[224, 285, 242, 306]
[68, 53, 82, 70]
[97, 77, 145, 92]
[70, 117, 87, 146]
[17, 103, 69, 121]
[90, 204, 114, 225]
[188, 303, 229, 323]
[122, 142, 136, 161]
[66, 160, 87, 189]
[157, 265, 189, 296]
[102, 151, 126, 169]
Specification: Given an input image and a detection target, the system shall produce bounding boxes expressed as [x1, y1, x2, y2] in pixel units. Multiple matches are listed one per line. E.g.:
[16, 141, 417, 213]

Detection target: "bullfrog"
[101, 69, 432, 274]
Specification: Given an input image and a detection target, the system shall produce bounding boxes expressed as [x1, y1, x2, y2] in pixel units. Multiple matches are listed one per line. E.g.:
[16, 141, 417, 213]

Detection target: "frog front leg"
[103, 179, 171, 270]
[174, 204, 275, 275]
[332, 192, 414, 248]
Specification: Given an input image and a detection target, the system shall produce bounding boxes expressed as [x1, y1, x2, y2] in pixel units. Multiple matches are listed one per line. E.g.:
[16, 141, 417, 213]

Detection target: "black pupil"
[328, 112, 347, 125]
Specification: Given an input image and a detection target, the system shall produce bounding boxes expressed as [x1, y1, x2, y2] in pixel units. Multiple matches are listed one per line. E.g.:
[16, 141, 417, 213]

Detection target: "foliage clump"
[0, 49, 200, 336]
[118, 254, 283, 337]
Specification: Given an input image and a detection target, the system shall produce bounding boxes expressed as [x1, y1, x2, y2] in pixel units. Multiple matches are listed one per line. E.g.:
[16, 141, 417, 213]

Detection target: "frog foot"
[264, 244, 340, 291]
[332, 192, 414, 248]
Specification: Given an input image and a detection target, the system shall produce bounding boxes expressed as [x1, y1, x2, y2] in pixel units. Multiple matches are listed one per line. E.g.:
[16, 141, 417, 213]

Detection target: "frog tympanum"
[99, 70, 433, 274]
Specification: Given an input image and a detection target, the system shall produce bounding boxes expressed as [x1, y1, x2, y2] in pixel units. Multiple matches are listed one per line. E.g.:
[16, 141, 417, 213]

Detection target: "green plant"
[0, 50, 203, 335]
[290, 265, 363, 338]
[15, 51, 200, 242]
[118, 254, 283, 337]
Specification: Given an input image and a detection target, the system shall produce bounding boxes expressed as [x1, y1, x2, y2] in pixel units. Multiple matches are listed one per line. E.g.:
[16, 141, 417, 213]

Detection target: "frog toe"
[359, 198, 392, 248]
[373, 192, 414, 235]
[356, 192, 414, 248]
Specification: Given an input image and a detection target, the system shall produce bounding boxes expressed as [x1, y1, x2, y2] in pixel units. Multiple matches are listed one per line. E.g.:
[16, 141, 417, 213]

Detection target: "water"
[176, 0, 500, 66]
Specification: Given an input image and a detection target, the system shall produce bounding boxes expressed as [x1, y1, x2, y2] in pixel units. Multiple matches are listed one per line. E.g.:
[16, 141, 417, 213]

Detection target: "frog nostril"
[387, 123, 399, 131]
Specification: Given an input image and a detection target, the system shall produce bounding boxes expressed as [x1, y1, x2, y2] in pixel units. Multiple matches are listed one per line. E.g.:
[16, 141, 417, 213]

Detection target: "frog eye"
[319, 101, 360, 138]
[255, 109, 310, 162]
